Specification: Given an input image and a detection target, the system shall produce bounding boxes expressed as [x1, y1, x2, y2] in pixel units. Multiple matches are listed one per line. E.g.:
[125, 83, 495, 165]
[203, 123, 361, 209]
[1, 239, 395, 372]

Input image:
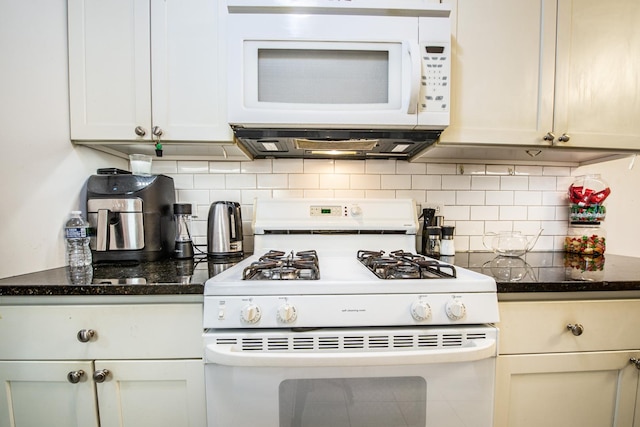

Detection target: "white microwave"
[225, 0, 452, 132]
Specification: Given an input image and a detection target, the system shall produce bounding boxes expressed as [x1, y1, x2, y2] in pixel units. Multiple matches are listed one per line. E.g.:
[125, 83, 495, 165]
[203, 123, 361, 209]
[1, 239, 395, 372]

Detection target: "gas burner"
[242, 250, 320, 280]
[357, 250, 457, 279]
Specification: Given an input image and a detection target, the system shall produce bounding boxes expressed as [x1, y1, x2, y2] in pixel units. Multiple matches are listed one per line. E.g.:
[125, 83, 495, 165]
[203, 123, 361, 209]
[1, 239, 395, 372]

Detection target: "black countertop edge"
[0, 252, 639, 297]
[0, 284, 204, 296]
[496, 281, 640, 293]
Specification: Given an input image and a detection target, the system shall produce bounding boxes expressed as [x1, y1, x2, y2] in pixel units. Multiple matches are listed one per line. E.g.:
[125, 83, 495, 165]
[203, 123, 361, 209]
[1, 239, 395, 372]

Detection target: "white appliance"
[203, 199, 499, 427]
[225, 0, 452, 160]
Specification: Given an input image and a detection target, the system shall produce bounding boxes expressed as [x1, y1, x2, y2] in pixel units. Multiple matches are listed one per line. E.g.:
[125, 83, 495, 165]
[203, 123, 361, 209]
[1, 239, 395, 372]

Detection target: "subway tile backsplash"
[154, 159, 575, 254]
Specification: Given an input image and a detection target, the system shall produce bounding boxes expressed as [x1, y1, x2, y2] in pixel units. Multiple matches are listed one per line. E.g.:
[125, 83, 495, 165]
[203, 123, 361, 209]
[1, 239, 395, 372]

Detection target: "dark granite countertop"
[0, 256, 240, 296]
[1, 252, 639, 298]
[452, 252, 640, 295]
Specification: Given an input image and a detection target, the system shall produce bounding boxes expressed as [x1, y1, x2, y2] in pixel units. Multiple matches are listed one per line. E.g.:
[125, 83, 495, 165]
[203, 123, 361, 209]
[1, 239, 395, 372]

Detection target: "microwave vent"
[232, 127, 442, 160]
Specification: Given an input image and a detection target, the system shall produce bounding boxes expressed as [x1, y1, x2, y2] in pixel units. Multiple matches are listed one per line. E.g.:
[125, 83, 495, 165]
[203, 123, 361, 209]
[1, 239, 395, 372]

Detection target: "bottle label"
[65, 227, 87, 239]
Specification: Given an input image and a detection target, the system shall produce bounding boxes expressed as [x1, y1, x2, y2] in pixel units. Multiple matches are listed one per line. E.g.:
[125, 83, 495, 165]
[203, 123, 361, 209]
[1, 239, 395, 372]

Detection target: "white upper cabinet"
[68, 0, 232, 142]
[440, 0, 640, 151]
[553, 0, 640, 150]
[441, 0, 556, 147]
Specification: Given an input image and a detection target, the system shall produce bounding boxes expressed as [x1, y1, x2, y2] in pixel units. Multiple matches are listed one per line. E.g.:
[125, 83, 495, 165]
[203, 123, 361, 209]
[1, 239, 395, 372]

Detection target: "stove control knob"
[410, 300, 432, 321]
[445, 298, 467, 321]
[240, 304, 262, 324]
[277, 304, 298, 323]
[350, 205, 362, 217]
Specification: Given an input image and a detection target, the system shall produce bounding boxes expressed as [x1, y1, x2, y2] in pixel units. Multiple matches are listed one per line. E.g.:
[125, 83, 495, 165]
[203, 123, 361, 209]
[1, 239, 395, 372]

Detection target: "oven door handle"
[205, 339, 496, 367]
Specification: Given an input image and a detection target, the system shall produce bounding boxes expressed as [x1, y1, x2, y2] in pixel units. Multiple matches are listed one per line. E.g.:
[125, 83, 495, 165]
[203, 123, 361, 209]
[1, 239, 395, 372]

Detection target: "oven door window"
[279, 377, 425, 427]
[244, 41, 403, 110]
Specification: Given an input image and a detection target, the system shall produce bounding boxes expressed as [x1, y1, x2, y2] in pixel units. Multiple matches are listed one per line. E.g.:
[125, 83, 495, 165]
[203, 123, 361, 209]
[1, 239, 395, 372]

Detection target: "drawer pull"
[566, 323, 584, 336]
[631, 358, 640, 370]
[67, 370, 85, 384]
[77, 329, 96, 343]
[93, 369, 111, 383]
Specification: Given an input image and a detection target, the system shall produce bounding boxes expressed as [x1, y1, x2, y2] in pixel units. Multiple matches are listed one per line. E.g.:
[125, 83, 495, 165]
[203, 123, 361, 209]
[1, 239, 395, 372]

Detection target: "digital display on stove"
[310, 205, 343, 216]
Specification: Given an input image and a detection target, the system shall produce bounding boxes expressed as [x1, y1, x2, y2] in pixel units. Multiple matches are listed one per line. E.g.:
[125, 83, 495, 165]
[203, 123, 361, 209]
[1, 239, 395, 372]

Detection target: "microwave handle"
[405, 41, 421, 115]
[205, 338, 495, 367]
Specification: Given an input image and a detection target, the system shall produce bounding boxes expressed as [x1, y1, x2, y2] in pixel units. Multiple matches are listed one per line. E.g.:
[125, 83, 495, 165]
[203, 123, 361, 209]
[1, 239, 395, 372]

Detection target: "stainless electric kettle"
[207, 201, 243, 258]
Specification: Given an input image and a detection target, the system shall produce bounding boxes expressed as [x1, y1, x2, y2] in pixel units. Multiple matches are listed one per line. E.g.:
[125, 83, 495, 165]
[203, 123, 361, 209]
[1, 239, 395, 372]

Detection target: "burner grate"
[242, 250, 320, 280]
[357, 250, 457, 279]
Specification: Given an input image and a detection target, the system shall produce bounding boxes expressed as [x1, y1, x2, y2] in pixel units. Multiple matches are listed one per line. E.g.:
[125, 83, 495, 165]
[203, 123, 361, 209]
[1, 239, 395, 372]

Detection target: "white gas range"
[203, 198, 499, 427]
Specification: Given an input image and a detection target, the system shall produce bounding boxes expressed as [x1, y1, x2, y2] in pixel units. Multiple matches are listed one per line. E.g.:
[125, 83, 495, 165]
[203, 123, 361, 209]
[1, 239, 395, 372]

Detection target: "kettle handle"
[228, 204, 236, 239]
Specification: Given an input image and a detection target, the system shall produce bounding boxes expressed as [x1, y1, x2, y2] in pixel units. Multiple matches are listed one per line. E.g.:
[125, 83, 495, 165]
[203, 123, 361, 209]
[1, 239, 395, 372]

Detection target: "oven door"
[226, 7, 449, 129]
[204, 326, 496, 427]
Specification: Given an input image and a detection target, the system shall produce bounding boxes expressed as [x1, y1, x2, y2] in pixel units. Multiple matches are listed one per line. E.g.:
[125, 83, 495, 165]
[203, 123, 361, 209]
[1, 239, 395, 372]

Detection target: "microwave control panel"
[420, 43, 450, 113]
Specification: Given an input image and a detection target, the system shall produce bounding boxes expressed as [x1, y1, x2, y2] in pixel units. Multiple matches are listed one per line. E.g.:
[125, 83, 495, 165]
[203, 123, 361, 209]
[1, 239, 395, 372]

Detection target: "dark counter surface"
[0, 257, 240, 296]
[0, 252, 638, 297]
[453, 252, 640, 295]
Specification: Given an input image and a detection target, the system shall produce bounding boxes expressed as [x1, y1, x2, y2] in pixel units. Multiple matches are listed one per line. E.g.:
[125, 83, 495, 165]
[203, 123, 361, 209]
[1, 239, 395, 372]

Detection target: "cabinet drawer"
[498, 300, 640, 354]
[0, 304, 202, 360]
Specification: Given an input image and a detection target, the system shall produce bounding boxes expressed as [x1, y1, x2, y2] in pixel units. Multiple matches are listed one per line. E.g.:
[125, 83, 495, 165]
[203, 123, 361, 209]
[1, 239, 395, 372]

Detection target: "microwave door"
[227, 13, 424, 128]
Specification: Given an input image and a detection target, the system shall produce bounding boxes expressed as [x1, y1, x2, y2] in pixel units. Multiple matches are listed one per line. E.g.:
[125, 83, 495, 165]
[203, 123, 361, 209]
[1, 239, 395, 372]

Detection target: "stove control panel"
[309, 204, 363, 217]
[204, 294, 498, 329]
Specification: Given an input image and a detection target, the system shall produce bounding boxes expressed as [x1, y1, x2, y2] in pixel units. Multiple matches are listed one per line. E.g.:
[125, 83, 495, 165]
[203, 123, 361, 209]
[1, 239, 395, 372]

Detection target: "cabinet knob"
[558, 133, 571, 142]
[152, 126, 163, 137]
[77, 329, 96, 343]
[134, 126, 147, 137]
[543, 132, 555, 143]
[92, 369, 111, 383]
[566, 323, 584, 336]
[630, 358, 640, 370]
[67, 370, 85, 384]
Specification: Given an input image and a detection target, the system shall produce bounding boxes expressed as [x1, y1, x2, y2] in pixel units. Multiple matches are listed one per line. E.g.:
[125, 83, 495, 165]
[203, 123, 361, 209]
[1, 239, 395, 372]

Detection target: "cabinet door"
[95, 359, 206, 427]
[553, 0, 640, 150]
[0, 361, 99, 427]
[150, 0, 233, 142]
[439, 0, 557, 146]
[68, 0, 152, 141]
[494, 351, 639, 427]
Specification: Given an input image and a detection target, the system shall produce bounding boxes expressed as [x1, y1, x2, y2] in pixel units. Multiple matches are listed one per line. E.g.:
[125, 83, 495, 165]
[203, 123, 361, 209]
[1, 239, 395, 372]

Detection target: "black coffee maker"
[86, 169, 175, 263]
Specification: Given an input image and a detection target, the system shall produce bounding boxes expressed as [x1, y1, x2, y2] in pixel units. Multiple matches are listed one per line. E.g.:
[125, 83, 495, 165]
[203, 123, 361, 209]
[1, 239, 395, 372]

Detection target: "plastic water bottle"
[65, 211, 92, 267]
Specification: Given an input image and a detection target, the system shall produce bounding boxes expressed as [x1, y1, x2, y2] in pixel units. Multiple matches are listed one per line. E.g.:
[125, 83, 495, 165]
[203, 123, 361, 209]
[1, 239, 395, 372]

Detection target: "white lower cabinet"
[0, 302, 205, 427]
[494, 300, 640, 427]
[96, 359, 205, 427]
[0, 360, 99, 427]
[495, 351, 640, 427]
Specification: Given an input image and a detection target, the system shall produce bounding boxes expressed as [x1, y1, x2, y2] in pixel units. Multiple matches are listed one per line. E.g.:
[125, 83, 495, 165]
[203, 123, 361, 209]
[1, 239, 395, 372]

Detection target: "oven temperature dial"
[445, 298, 467, 321]
[410, 300, 432, 321]
[277, 303, 298, 323]
[240, 304, 262, 324]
